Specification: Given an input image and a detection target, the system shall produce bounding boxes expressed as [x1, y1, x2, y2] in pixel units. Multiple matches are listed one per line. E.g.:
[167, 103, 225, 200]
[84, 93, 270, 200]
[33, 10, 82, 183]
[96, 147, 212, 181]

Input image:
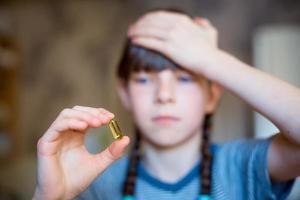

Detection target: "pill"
[108, 119, 123, 139]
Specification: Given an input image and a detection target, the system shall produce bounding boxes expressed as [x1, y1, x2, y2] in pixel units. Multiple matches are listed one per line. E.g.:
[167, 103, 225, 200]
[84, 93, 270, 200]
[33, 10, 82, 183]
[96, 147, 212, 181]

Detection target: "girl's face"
[119, 69, 215, 148]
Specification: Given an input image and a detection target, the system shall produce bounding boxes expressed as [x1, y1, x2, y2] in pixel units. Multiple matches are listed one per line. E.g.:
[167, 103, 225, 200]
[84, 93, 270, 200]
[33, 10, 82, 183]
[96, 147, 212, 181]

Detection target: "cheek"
[177, 86, 207, 125]
[128, 85, 154, 118]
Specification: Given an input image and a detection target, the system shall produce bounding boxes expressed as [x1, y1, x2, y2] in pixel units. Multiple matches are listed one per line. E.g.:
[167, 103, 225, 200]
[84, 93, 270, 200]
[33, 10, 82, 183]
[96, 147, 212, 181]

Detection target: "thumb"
[95, 136, 130, 172]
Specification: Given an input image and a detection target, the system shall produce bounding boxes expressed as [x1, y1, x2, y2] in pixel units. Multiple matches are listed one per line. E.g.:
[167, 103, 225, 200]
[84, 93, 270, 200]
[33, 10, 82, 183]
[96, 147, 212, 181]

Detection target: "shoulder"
[212, 137, 273, 181]
[212, 138, 294, 199]
[214, 137, 272, 162]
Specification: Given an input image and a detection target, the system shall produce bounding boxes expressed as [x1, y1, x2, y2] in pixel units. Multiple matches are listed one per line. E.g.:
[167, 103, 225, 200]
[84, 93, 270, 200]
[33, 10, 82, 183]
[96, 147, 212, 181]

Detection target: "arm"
[204, 51, 300, 144]
[128, 11, 300, 182]
[207, 51, 300, 182]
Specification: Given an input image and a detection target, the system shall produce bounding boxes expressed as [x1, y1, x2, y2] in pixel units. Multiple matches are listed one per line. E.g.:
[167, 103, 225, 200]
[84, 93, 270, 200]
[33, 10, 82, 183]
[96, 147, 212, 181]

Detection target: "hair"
[117, 39, 180, 83]
[116, 8, 214, 198]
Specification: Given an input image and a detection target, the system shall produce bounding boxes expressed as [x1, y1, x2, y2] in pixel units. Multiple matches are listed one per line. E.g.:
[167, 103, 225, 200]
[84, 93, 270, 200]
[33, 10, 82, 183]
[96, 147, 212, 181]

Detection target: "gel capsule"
[108, 119, 123, 139]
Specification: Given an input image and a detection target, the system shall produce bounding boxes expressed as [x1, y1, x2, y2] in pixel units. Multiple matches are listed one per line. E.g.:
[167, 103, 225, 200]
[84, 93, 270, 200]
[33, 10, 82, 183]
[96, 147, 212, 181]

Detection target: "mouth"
[152, 115, 180, 124]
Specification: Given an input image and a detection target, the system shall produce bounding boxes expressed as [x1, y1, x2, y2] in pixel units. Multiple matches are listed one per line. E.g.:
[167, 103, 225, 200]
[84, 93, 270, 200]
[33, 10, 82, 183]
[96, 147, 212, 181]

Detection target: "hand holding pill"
[33, 106, 130, 200]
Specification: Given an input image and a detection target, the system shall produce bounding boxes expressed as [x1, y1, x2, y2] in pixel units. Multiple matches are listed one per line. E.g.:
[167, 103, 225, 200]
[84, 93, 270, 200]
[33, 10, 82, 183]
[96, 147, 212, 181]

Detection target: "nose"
[155, 72, 175, 104]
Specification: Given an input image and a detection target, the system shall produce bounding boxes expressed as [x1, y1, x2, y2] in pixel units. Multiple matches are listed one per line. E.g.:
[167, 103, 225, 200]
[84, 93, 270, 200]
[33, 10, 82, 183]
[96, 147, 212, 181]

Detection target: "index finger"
[73, 106, 114, 122]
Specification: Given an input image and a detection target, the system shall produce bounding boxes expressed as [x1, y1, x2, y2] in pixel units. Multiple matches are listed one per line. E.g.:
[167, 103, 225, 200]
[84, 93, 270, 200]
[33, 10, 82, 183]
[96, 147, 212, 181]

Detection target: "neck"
[142, 130, 202, 183]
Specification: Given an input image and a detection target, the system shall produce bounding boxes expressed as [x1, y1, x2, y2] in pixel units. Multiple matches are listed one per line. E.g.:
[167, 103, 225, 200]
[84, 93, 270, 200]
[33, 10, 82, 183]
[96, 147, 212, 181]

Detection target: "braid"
[200, 114, 213, 196]
[122, 128, 141, 197]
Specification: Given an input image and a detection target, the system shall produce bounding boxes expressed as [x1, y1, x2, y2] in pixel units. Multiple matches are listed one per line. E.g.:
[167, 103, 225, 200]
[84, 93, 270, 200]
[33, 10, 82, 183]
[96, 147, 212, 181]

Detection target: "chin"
[142, 133, 194, 149]
[137, 123, 201, 149]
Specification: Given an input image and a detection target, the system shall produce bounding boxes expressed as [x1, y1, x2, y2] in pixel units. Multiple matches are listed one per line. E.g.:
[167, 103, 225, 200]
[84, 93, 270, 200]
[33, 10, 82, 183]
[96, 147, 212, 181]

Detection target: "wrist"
[195, 48, 224, 79]
[198, 49, 238, 81]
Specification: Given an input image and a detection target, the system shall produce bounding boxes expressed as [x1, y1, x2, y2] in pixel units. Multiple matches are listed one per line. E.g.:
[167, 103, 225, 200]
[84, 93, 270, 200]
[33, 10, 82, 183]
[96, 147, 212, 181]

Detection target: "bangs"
[117, 40, 183, 81]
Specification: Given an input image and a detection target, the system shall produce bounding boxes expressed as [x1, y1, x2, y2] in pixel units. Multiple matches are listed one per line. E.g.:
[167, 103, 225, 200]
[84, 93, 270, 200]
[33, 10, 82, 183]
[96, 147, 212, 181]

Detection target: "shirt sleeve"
[218, 137, 295, 200]
[248, 137, 295, 199]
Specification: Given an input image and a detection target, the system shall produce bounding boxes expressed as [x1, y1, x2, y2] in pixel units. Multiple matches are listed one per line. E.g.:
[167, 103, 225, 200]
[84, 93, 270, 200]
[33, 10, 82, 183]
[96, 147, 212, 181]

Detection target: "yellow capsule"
[108, 119, 123, 139]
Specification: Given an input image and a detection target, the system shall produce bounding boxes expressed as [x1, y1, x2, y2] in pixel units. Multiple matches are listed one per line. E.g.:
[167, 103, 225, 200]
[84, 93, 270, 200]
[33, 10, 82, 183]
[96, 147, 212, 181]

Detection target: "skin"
[33, 10, 300, 200]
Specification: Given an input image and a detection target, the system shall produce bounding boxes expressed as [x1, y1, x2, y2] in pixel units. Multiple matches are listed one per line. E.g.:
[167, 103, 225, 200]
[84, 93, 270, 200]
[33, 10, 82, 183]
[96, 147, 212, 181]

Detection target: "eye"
[132, 74, 151, 84]
[135, 77, 149, 84]
[178, 74, 194, 83]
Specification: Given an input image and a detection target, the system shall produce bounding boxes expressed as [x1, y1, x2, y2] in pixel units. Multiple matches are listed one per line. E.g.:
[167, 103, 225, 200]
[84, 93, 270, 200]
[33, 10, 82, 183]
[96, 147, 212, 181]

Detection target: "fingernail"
[102, 111, 114, 118]
[108, 113, 115, 119]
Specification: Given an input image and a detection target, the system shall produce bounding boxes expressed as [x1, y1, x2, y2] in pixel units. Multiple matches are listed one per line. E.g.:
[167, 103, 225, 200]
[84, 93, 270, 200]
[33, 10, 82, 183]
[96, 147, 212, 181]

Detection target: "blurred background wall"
[0, 0, 299, 199]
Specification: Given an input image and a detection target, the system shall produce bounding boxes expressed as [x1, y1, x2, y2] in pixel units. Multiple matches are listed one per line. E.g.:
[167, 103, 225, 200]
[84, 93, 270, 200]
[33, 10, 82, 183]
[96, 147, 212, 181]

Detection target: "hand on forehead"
[128, 10, 214, 36]
[127, 10, 219, 76]
[134, 11, 189, 27]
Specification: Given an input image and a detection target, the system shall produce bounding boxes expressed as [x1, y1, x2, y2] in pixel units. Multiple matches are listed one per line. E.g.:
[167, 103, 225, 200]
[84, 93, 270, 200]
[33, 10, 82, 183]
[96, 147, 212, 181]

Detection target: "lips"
[152, 115, 180, 124]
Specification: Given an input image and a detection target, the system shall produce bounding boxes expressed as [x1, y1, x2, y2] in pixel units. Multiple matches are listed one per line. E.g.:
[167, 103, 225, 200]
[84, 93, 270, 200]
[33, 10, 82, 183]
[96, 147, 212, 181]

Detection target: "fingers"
[95, 136, 130, 172]
[72, 106, 114, 123]
[42, 118, 87, 143]
[129, 11, 217, 42]
[131, 37, 169, 55]
[56, 109, 100, 127]
[128, 25, 169, 41]
[135, 11, 184, 29]
[193, 17, 218, 47]
[42, 106, 115, 142]
[128, 11, 189, 40]
[128, 12, 191, 55]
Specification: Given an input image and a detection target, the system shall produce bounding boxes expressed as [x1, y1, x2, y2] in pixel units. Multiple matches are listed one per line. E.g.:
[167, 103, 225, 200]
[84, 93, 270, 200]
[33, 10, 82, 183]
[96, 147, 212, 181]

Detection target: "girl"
[33, 9, 300, 200]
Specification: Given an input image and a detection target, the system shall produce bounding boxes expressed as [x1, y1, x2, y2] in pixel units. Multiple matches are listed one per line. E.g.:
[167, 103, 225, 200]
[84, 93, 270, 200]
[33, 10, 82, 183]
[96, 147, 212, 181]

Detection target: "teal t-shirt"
[75, 138, 295, 200]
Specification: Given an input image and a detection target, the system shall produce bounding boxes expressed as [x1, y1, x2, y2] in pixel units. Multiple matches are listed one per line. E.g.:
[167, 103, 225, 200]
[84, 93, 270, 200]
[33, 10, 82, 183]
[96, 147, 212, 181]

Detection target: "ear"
[205, 82, 223, 114]
[117, 80, 132, 111]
